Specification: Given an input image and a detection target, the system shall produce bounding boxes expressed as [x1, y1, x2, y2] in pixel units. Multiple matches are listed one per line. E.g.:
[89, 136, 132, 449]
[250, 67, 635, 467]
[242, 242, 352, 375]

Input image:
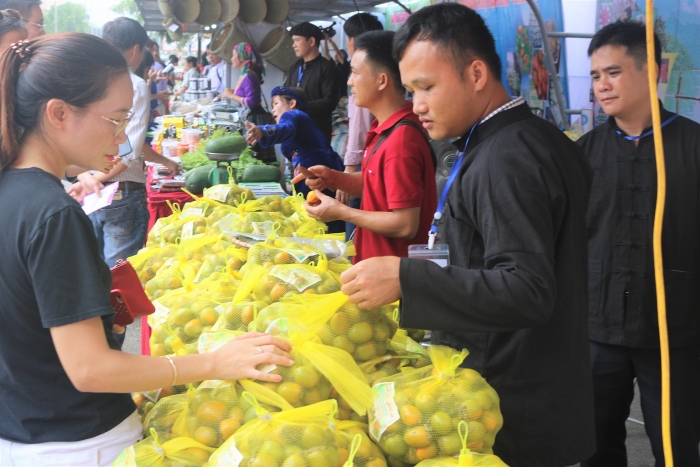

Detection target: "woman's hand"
[67, 172, 103, 202]
[212, 332, 294, 382]
[244, 121, 263, 146]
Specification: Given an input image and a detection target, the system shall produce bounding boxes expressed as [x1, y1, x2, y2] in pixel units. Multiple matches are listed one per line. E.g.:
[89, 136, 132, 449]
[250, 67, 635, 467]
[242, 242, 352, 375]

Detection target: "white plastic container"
[181, 128, 204, 145]
[161, 139, 179, 158]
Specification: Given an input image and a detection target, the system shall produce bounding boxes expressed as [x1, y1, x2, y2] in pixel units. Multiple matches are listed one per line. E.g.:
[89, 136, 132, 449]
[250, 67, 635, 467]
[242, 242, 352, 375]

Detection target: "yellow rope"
[645, 2, 673, 465]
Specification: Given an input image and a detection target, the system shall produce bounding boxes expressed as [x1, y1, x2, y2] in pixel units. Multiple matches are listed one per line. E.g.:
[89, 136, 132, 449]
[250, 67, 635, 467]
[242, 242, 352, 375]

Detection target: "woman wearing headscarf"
[222, 42, 277, 162]
[222, 42, 264, 109]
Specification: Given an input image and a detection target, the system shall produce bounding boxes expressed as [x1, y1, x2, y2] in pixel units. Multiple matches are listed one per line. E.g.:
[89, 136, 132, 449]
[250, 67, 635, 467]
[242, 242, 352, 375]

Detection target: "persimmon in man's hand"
[307, 191, 321, 206]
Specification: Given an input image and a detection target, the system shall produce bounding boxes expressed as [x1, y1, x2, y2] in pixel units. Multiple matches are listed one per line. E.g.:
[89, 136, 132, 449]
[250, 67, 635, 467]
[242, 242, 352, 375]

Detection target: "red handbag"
[110, 259, 155, 326]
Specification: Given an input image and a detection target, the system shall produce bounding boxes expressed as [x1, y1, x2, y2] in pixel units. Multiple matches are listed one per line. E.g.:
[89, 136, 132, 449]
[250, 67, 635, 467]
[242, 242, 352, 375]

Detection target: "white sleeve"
[123, 78, 150, 166]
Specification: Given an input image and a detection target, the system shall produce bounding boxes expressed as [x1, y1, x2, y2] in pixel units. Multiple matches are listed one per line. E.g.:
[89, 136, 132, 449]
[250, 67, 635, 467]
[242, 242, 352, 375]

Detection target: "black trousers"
[582, 341, 700, 467]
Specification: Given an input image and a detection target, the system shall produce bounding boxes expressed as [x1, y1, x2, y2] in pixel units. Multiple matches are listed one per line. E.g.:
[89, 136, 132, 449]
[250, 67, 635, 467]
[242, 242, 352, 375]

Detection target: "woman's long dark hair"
[0, 33, 129, 173]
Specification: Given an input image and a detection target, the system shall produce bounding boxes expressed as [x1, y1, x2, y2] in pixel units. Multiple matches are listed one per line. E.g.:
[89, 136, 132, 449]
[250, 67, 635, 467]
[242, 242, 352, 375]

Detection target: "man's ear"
[469, 59, 490, 92]
[289, 99, 298, 110]
[308, 37, 316, 48]
[377, 71, 389, 92]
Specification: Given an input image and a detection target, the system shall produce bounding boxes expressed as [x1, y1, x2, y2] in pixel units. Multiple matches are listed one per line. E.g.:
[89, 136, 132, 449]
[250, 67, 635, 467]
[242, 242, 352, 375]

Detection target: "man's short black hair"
[393, 3, 501, 80]
[168, 54, 178, 64]
[343, 12, 383, 39]
[186, 56, 197, 66]
[0, 0, 41, 19]
[588, 20, 661, 70]
[355, 30, 403, 92]
[102, 17, 149, 53]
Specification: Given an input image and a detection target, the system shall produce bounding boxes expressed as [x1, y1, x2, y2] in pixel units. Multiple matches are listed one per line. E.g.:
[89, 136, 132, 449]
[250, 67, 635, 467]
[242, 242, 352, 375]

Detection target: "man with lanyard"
[300, 31, 436, 263]
[578, 20, 700, 467]
[206, 49, 226, 97]
[284, 22, 339, 142]
[337, 13, 384, 241]
[337, 4, 596, 466]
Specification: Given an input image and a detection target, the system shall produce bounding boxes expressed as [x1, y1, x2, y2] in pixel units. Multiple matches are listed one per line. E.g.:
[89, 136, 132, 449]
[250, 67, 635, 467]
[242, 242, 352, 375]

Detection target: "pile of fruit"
[114, 186, 506, 467]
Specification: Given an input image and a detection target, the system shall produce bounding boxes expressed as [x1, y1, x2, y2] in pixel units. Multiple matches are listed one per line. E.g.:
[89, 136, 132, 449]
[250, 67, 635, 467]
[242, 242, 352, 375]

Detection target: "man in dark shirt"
[338, 4, 596, 466]
[578, 20, 700, 467]
[284, 22, 340, 141]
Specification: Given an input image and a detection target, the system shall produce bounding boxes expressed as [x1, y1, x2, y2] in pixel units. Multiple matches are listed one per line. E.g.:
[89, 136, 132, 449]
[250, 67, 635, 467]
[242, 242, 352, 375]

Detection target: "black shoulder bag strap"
[363, 119, 437, 171]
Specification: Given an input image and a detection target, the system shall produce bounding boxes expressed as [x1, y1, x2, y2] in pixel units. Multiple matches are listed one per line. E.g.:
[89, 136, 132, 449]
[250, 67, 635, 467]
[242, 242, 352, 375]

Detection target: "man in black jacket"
[284, 22, 340, 141]
[338, 4, 596, 466]
[578, 20, 700, 467]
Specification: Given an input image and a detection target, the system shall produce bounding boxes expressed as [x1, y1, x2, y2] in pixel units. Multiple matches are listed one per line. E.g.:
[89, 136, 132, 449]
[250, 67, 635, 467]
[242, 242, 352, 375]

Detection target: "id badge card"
[408, 244, 450, 267]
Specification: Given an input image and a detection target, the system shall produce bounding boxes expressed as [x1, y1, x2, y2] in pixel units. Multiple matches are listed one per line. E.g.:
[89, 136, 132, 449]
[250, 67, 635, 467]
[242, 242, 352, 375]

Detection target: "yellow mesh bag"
[314, 300, 398, 363]
[334, 420, 388, 467]
[211, 300, 268, 333]
[208, 397, 340, 467]
[256, 195, 298, 217]
[188, 240, 237, 284]
[368, 347, 503, 464]
[332, 349, 432, 424]
[204, 206, 239, 236]
[111, 429, 215, 467]
[172, 379, 293, 449]
[277, 236, 355, 262]
[261, 294, 375, 415]
[149, 288, 224, 356]
[247, 241, 323, 267]
[144, 256, 198, 300]
[128, 244, 181, 285]
[231, 211, 297, 238]
[147, 205, 209, 247]
[143, 387, 194, 436]
[182, 234, 230, 268]
[251, 262, 341, 304]
[200, 295, 375, 416]
[412, 421, 508, 467]
[202, 173, 256, 207]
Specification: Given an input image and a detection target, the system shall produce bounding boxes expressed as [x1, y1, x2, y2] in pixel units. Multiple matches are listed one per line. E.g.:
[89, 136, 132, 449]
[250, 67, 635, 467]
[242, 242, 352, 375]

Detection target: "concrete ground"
[123, 325, 678, 466]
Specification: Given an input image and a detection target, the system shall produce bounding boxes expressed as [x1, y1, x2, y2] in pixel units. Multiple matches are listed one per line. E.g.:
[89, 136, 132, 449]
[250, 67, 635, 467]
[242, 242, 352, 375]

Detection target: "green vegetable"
[230, 146, 265, 172]
[180, 151, 215, 171]
[240, 165, 281, 183]
[184, 166, 213, 194]
[205, 134, 248, 154]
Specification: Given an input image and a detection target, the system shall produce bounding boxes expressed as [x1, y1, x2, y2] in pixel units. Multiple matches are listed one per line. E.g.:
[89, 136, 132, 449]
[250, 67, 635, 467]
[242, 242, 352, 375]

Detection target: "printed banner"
[385, 0, 432, 30]
[461, 0, 569, 127]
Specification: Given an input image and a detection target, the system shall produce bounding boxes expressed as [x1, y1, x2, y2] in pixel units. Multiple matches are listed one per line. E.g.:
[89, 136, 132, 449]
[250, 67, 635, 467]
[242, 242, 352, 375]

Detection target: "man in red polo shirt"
[301, 30, 437, 262]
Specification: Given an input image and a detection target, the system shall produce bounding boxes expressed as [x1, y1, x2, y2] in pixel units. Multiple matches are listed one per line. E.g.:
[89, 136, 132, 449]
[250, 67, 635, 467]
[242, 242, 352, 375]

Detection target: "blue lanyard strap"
[297, 65, 304, 87]
[428, 122, 479, 248]
[616, 114, 679, 140]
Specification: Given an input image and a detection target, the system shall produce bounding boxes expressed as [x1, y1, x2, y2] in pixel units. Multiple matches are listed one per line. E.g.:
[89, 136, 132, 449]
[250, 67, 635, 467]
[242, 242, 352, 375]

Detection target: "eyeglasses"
[25, 21, 45, 31]
[101, 111, 133, 137]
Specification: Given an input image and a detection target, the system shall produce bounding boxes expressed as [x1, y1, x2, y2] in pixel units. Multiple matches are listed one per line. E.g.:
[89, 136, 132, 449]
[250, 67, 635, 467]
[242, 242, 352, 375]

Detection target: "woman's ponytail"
[0, 39, 28, 172]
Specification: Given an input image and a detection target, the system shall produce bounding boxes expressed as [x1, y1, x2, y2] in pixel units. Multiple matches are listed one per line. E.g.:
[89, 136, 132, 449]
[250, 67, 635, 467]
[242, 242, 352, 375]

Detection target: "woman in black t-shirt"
[0, 33, 293, 466]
